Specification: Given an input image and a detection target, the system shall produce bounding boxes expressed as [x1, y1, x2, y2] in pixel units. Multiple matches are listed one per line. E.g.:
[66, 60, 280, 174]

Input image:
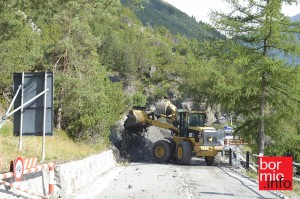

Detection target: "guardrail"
[228, 150, 300, 182]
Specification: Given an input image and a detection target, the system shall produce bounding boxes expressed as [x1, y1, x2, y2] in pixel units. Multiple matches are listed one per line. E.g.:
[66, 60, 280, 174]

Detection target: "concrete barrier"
[55, 150, 117, 197]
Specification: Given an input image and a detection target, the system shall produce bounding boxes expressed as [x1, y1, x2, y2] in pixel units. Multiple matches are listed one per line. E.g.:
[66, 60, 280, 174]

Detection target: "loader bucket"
[155, 100, 176, 116]
[124, 108, 149, 129]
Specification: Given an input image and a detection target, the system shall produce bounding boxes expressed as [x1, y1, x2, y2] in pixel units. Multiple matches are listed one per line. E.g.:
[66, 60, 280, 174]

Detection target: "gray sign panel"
[13, 72, 53, 136]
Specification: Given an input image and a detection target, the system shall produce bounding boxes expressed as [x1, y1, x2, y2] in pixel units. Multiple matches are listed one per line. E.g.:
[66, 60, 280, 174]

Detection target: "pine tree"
[181, 0, 300, 155]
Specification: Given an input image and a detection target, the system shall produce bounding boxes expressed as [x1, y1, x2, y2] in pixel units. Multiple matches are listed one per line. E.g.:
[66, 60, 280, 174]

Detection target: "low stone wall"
[55, 150, 117, 197]
[0, 150, 117, 198]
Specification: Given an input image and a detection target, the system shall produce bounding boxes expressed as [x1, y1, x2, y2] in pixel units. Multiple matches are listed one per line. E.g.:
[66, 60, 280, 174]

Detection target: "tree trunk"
[55, 106, 62, 130]
[55, 49, 68, 130]
[258, 72, 267, 156]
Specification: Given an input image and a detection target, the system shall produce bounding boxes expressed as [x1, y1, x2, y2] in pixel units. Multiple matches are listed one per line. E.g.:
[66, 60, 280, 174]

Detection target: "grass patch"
[241, 170, 300, 197]
[243, 170, 258, 180]
[0, 121, 107, 172]
[282, 181, 300, 198]
[292, 181, 300, 195]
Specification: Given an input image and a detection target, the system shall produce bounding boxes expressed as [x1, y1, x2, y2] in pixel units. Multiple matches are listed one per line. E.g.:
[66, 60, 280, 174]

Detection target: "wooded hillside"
[0, 0, 299, 160]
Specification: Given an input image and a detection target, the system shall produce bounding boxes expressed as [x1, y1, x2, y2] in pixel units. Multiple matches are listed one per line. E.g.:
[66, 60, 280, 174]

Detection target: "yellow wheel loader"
[124, 99, 223, 166]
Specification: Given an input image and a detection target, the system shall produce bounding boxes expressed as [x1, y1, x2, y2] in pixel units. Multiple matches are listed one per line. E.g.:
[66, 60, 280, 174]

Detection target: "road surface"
[70, 158, 279, 199]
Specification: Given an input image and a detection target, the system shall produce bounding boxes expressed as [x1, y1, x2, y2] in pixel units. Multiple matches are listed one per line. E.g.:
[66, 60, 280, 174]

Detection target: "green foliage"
[99, 27, 154, 77]
[100, 30, 138, 76]
[122, 0, 144, 11]
[0, 122, 12, 137]
[131, 91, 147, 106]
[64, 76, 125, 142]
[47, 1, 126, 142]
[0, 0, 128, 143]
[0, 7, 43, 92]
[150, 83, 171, 101]
[150, 69, 167, 83]
[1, 0, 191, 144]
[264, 110, 300, 162]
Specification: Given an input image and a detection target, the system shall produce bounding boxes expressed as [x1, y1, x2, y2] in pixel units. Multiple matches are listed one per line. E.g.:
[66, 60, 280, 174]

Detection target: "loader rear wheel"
[152, 140, 172, 163]
[176, 141, 192, 165]
[205, 156, 214, 166]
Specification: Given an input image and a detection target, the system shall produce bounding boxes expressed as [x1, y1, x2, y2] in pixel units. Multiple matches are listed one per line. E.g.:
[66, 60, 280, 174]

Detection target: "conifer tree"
[213, 0, 300, 155]
[181, 0, 300, 155]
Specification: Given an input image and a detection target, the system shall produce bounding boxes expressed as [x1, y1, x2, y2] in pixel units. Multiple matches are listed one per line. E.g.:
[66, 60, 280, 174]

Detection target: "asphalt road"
[71, 158, 278, 199]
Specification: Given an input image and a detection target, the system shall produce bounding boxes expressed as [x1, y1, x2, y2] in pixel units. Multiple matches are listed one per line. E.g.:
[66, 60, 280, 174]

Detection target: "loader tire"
[152, 140, 172, 163]
[205, 156, 215, 166]
[176, 141, 192, 165]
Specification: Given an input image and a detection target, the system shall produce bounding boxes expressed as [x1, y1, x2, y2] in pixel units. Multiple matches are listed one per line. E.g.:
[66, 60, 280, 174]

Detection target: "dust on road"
[71, 158, 278, 199]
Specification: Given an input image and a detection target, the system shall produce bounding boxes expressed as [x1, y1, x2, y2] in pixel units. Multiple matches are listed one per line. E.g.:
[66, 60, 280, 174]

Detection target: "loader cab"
[188, 112, 207, 127]
[177, 109, 189, 137]
[176, 110, 207, 137]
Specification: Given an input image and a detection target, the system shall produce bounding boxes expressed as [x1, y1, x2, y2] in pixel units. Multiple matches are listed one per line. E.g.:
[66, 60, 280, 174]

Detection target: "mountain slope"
[291, 13, 300, 21]
[276, 13, 300, 65]
[123, 0, 223, 40]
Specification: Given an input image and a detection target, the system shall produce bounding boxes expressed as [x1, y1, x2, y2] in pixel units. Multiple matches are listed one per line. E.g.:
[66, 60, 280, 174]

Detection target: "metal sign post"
[19, 72, 24, 150]
[42, 71, 47, 162]
[0, 85, 21, 129]
[0, 72, 53, 161]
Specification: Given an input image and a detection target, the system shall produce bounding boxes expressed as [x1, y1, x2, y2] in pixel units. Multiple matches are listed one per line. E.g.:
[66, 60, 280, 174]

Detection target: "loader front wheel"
[152, 140, 172, 163]
[176, 141, 192, 165]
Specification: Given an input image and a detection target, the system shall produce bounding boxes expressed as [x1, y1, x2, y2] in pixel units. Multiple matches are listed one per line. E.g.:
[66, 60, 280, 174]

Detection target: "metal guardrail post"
[246, 151, 249, 170]
[229, 148, 232, 165]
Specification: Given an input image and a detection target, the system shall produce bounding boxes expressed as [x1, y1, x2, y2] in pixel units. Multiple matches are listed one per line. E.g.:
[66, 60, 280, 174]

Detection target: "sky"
[162, 0, 300, 24]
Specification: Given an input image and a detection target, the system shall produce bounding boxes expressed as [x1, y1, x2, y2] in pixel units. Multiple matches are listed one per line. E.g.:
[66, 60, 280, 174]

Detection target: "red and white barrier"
[23, 162, 55, 175]
[49, 166, 55, 194]
[23, 157, 38, 169]
[0, 157, 55, 197]
[0, 171, 13, 180]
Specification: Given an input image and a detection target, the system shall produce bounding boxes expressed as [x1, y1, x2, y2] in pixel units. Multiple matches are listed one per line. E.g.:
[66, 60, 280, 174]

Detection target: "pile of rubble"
[110, 117, 170, 162]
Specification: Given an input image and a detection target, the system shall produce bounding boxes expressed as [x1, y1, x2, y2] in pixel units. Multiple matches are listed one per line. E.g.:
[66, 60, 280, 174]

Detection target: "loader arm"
[146, 119, 179, 135]
[124, 108, 179, 134]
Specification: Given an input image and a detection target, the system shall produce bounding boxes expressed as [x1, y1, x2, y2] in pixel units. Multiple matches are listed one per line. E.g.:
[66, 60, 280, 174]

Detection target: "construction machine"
[124, 99, 223, 166]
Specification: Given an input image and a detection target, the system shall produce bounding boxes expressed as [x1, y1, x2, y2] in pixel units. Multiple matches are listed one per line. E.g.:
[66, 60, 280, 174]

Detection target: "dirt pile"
[110, 120, 171, 162]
